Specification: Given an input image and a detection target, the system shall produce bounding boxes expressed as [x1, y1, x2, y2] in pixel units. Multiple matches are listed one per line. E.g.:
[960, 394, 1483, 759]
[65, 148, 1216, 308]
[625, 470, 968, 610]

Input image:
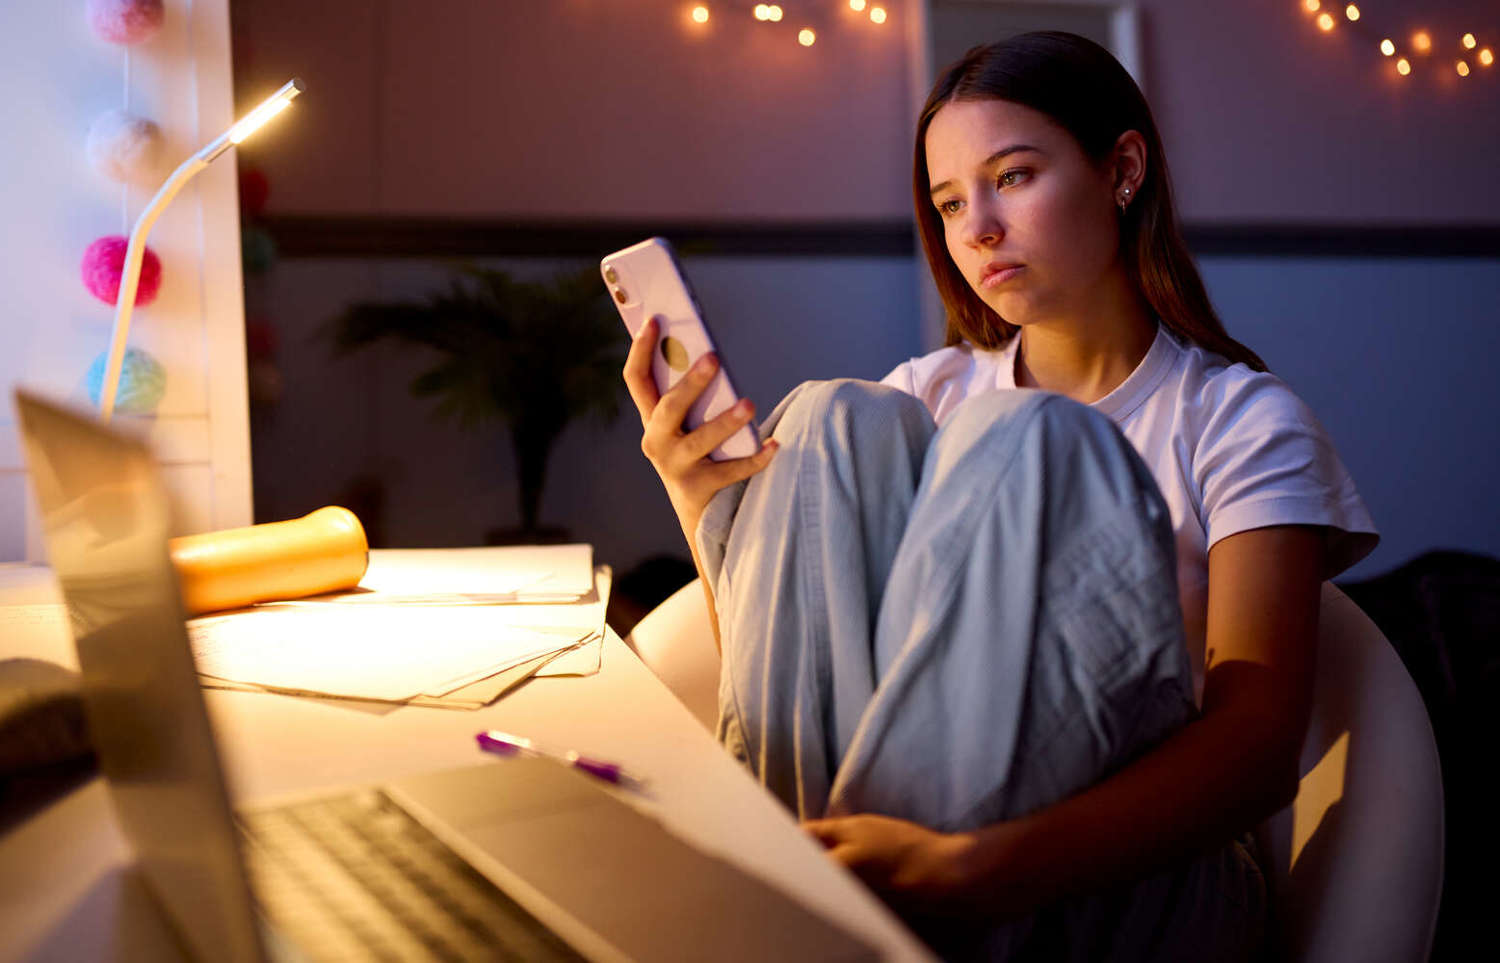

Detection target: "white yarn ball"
[86, 109, 163, 184]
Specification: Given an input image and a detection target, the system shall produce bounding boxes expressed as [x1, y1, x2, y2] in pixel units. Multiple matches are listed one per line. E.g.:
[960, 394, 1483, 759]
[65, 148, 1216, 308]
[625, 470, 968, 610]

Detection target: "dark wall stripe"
[258, 217, 914, 259]
[259, 216, 1500, 260]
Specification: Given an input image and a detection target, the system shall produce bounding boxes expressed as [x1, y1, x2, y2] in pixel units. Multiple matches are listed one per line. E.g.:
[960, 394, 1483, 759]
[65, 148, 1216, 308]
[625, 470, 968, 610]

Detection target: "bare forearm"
[677, 509, 723, 653]
[958, 696, 1299, 916]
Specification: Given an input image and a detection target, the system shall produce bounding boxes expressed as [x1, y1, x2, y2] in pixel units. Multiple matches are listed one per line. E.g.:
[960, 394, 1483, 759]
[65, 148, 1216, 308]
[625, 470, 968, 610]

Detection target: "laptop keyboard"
[238, 790, 588, 962]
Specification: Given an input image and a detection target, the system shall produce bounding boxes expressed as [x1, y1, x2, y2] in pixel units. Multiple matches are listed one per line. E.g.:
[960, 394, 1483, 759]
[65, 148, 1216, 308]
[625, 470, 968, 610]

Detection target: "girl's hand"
[802, 814, 983, 918]
[623, 316, 778, 540]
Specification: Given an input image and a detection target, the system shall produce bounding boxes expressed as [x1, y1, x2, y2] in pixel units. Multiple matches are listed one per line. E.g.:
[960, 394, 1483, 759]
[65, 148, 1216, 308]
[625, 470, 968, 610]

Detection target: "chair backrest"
[623, 578, 721, 731]
[1255, 583, 1445, 963]
[626, 580, 1447, 963]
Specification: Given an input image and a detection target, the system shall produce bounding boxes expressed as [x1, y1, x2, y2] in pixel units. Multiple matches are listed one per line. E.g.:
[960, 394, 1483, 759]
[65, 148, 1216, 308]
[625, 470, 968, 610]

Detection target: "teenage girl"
[623, 31, 1375, 961]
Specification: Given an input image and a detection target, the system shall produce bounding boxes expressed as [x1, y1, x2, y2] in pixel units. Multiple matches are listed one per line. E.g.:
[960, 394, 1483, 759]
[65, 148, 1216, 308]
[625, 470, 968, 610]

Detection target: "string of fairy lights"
[1301, 2, 1493, 79]
[685, 1, 891, 47]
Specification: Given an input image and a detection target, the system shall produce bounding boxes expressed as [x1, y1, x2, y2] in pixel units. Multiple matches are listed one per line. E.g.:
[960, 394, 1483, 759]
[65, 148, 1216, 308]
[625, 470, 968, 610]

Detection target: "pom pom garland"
[82, 235, 162, 307]
[86, 0, 165, 46]
[86, 109, 163, 184]
[86, 347, 167, 414]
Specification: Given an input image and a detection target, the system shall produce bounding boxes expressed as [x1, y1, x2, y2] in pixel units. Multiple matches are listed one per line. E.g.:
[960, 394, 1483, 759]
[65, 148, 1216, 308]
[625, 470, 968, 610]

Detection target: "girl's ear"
[1111, 130, 1148, 197]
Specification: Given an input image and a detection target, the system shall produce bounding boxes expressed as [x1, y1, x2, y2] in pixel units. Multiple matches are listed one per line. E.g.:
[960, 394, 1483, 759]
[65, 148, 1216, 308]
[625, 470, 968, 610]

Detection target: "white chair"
[1254, 582, 1444, 963]
[623, 579, 721, 731]
[624, 579, 1446, 961]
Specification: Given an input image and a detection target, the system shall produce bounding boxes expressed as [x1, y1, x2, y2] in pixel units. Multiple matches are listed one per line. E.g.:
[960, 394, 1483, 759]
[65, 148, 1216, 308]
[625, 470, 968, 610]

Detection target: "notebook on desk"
[13, 389, 879, 963]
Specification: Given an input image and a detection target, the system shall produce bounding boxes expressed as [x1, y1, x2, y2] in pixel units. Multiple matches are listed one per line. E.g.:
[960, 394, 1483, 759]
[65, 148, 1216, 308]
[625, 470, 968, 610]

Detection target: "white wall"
[0, 0, 252, 560]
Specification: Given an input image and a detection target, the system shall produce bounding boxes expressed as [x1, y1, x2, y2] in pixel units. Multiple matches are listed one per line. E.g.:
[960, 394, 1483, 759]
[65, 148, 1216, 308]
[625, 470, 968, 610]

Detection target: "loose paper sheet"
[188, 605, 578, 702]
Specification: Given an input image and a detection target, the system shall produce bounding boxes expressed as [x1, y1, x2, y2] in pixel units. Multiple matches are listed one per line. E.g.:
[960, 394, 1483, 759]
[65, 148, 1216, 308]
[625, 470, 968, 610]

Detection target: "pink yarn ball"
[81, 236, 162, 307]
[87, 0, 165, 46]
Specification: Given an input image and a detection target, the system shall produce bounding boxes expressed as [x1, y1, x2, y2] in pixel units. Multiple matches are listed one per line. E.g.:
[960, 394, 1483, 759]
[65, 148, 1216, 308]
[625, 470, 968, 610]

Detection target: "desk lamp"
[97, 78, 304, 422]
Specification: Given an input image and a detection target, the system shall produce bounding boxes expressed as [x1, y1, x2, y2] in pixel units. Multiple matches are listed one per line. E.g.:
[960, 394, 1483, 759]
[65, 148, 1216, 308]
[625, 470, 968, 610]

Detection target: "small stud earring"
[1117, 187, 1132, 213]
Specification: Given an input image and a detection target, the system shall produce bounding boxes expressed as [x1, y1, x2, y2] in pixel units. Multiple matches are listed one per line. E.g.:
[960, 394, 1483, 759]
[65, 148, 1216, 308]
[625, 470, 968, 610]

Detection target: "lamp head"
[200, 78, 304, 163]
[228, 78, 305, 145]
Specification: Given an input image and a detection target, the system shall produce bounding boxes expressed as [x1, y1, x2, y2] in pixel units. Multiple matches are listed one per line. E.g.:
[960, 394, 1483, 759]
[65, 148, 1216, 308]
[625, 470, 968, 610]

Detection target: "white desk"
[0, 559, 934, 962]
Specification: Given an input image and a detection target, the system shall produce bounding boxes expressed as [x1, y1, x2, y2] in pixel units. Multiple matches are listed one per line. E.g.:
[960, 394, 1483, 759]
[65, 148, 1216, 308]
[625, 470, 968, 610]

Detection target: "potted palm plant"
[328, 264, 624, 542]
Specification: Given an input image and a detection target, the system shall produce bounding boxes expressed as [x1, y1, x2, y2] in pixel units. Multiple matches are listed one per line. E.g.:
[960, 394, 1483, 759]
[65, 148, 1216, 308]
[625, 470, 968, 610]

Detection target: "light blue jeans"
[696, 380, 1264, 961]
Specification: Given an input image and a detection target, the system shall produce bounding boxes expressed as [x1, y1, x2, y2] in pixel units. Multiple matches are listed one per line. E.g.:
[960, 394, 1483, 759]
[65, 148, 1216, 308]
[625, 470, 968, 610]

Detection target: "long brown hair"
[914, 32, 1266, 370]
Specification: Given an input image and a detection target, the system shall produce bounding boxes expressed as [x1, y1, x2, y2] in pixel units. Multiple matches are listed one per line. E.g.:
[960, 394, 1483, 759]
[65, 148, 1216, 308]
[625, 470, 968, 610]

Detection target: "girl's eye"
[999, 169, 1030, 188]
[937, 198, 963, 217]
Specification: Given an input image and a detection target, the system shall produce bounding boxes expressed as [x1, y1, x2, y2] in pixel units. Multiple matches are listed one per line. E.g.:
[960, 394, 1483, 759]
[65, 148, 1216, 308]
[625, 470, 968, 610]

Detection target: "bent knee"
[771, 378, 932, 442]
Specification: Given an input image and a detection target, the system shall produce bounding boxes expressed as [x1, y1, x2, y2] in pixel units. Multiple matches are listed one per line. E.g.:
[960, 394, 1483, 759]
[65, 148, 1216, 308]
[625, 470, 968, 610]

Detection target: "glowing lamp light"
[1396, 57, 1411, 75]
[1413, 31, 1431, 53]
[1303, 0, 1320, 13]
[798, 27, 815, 46]
[1380, 39, 1395, 56]
[1462, 33, 1476, 50]
[767, 4, 782, 21]
[691, 5, 709, 24]
[849, 0, 866, 10]
[753, 4, 767, 20]
[97, 78, 304, 422]
[1456, 60, 1470, 76]
[870, 5, 886, 24]
[1317, 12, 1335, 31]
[1480, 48, 1494, 67]
[1345, 4, 1359, 21]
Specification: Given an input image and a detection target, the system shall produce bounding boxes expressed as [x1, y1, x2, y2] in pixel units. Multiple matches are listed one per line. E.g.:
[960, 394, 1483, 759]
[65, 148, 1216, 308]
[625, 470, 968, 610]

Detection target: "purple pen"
[475, 730, 641, 786]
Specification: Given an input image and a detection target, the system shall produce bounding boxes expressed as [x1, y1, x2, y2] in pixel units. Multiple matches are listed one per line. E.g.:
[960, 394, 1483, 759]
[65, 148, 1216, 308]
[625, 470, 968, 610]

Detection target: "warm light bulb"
[849, 0, 866, 10]
[870, 6, 886, 24]
[767, 4, 783, 21]
[1317, 12, 1335, 31]
[1462, 33, 1477, 49]
[1480, 48, 1494, 67]
[228, 86, 300, 145]
[1413, 31, 1431, 53]
[1303, 0, 1319, 12]
[1345, 4, 1359, 21]
[753, 4, 767, 20]
[1456, 60, 1470, 76]
[1396, 57, 1411, 75]
[1380, 38, 1395, 56]
[691, 5, 709, 24]
[798, 27, 815, 46]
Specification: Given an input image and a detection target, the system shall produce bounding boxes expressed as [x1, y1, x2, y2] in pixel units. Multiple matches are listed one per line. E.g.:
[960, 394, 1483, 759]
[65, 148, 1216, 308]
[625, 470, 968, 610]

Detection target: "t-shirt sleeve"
[879, 360, 916, 394]
[1194, 375, 1378, 579]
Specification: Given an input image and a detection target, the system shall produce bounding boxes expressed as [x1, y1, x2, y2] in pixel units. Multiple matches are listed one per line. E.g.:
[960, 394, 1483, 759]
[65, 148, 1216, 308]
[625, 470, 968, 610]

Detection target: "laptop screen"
[15, 390, 267, 963]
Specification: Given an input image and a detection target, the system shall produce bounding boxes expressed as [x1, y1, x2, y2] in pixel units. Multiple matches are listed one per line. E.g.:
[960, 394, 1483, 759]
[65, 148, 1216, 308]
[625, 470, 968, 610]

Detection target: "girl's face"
[924, 98, 1123, 329]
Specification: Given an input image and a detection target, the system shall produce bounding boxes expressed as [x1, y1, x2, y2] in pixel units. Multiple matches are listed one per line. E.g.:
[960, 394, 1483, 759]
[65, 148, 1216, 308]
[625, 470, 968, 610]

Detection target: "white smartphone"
[601, 237, 761, 461]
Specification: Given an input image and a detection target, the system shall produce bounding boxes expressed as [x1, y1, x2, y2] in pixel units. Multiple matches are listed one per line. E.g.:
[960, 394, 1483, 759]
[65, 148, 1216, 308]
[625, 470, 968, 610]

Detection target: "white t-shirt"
[881, 325, 1378, 703]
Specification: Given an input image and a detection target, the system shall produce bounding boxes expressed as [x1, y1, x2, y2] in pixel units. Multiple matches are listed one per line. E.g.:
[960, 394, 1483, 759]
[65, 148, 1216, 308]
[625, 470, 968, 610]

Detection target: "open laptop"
[14, 389, 879, 963]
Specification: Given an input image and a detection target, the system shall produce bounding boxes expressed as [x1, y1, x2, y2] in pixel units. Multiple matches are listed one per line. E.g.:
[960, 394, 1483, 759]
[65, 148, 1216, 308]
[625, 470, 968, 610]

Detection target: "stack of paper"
[189, 545, 609, 709]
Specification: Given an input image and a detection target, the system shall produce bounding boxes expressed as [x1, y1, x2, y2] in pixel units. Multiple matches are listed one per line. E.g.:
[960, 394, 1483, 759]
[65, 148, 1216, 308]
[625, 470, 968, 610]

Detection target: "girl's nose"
[964, 203, 1003, 248]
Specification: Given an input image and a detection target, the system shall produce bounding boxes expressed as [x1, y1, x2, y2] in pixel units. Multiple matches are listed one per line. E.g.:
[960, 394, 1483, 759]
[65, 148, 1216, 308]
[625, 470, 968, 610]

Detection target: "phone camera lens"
[604, 267, 619, 283]
[613, 288, 628, 304]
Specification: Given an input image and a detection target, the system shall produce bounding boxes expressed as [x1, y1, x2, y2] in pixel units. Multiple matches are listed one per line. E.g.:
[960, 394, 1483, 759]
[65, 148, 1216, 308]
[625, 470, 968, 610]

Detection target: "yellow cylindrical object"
[169, 506, 369, 615]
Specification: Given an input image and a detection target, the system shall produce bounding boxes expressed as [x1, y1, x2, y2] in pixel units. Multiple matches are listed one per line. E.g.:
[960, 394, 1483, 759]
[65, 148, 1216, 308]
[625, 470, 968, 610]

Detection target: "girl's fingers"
[701, 439, 778, 488]
[652, 352, 720, 433]
[802, 819, 841, 847]
[680, 398, 757, 463]
[622, 316, 662, 422]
